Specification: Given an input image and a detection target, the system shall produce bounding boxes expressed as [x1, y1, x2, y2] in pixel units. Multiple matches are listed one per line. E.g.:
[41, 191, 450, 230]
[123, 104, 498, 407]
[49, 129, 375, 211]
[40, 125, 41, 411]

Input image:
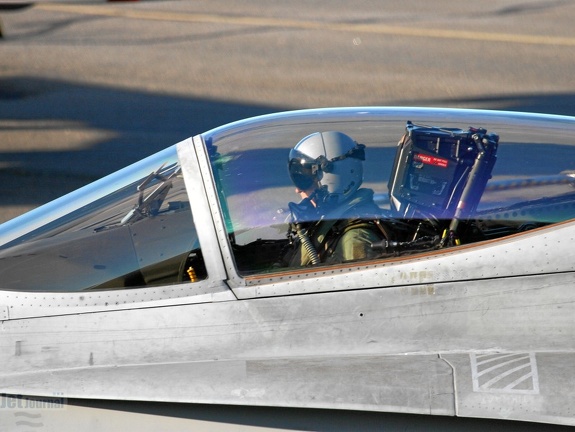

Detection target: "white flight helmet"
[288, 131, 365, 207]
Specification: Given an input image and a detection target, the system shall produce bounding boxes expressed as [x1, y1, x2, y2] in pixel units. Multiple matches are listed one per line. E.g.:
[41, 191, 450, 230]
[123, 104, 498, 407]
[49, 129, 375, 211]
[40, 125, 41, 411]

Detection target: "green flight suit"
[288, 188, 385, 267]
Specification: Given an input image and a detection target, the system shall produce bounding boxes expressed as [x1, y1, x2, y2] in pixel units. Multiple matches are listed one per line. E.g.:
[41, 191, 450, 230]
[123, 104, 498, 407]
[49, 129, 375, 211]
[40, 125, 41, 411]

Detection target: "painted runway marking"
[470, 352, 540, 394]
[37, 3, 575, 47]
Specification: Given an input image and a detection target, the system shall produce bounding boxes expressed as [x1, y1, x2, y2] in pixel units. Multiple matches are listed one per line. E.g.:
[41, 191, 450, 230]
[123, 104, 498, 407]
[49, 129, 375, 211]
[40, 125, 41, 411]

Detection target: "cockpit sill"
[2, 217, 574, 320]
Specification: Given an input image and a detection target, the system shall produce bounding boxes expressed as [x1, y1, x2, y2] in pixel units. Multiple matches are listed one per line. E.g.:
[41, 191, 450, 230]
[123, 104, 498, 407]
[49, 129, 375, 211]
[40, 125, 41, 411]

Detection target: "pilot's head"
[288, 131, 365, 208]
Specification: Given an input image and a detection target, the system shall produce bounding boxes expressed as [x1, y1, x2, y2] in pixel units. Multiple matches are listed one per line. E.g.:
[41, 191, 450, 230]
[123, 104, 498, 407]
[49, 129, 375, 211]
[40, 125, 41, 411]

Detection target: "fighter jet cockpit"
[206, 110, 575, 277]
[1, 108, 575, 292]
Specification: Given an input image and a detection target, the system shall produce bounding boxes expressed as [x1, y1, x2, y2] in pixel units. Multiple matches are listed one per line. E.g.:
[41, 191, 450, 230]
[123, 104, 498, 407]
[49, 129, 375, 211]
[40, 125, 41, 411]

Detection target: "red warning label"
[414, 153, 449, 168]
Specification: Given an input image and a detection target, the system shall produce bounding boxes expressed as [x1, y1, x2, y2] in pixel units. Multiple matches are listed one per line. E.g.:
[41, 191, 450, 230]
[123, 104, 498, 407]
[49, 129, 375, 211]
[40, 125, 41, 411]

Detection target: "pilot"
[283, 131, 387, 267]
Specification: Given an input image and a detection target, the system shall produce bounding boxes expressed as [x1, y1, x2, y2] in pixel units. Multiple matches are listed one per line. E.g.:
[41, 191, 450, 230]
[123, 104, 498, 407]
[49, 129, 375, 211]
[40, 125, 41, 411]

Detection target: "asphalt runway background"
[1, 0, 575, 223]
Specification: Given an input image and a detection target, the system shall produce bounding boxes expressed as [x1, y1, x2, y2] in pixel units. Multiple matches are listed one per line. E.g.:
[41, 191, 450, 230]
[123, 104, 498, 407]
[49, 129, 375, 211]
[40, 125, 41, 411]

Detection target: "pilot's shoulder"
[343, 188, 387, 218]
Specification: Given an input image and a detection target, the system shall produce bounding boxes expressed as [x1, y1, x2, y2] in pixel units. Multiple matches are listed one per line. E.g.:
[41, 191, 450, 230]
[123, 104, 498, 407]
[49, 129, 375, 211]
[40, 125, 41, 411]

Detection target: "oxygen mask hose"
[288, 198, 321, 265]
[296, 224, 321, 265]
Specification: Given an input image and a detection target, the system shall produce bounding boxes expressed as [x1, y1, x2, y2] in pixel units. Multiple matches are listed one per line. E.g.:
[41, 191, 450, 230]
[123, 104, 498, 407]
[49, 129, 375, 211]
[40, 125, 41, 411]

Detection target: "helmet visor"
[288, 149, 319, 191]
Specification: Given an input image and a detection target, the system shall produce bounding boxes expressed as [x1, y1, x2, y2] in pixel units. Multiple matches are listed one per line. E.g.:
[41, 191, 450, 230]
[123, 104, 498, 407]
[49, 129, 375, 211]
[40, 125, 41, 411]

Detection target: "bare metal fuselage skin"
[0, 108, 574, 431]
